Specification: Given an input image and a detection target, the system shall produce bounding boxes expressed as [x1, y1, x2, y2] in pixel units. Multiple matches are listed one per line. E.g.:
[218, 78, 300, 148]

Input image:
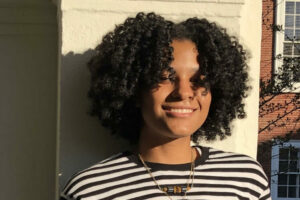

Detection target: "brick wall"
[258, 0, 300, 181]
[259, 0, 299, 143]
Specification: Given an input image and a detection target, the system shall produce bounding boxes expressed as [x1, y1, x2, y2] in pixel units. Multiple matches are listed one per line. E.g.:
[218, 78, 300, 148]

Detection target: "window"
[275, 0, 300, 92]
[271, 140, 300, 199]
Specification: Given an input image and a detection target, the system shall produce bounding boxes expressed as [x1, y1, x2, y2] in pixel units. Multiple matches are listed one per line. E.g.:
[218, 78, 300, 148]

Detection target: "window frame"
[271, 140, 300, 199]
[274, 0, 300, 93]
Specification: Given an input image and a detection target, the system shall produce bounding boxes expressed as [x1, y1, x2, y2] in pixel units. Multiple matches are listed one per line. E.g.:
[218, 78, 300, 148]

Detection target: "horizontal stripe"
[61, 146, 271, 200]
[69, 168, 267, 197]
[78, 182, 262, 200]
[128, 191, 251, 200]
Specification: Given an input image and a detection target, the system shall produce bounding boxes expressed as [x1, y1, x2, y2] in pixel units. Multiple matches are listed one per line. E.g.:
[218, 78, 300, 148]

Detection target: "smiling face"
[140, 39, 212, 140]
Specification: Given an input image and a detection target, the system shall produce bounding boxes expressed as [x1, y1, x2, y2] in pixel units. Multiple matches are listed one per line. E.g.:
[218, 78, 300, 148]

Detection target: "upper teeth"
[170, 109, 193, 113]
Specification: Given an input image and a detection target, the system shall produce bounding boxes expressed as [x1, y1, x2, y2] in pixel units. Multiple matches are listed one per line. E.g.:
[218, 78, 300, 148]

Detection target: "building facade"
[258, 0, 300, 199]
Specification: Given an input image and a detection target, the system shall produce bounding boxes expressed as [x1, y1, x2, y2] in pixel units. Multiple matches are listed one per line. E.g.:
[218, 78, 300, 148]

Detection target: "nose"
[172, 79, 195, 100]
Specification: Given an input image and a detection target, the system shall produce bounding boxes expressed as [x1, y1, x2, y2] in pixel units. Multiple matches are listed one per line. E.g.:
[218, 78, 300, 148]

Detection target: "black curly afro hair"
[87, 12, 249, 145]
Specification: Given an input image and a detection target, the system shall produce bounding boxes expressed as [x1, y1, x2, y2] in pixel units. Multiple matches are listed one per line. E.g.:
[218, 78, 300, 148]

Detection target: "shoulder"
[198, 145, 269, 185]
[203, 146, 265, 166]
[60, 151, 136, 199]
[196, 145, 271, 200]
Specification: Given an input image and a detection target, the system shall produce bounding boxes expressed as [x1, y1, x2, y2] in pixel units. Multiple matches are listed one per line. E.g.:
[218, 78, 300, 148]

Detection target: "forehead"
[171, 39, 198, 53]
[170, 39, 199, 73]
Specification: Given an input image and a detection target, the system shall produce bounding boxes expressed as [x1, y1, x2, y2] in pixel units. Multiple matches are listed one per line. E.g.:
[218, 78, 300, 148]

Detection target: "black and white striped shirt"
[60, 146, 271, 200]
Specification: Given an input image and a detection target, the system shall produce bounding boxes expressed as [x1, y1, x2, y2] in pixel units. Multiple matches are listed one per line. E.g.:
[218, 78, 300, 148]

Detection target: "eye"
[190, 76, 210, 94]
[190, 77, 206, 87]
[160, 74, 176, 83]
[160, 68, 176, 83]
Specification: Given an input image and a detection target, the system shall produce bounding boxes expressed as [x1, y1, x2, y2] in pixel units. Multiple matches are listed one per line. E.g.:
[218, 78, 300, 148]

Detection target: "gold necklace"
[138, 147, 195, 200]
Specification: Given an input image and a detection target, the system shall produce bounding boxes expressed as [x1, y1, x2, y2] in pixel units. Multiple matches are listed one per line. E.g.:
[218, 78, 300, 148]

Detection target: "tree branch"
[259, 107, 300, 133]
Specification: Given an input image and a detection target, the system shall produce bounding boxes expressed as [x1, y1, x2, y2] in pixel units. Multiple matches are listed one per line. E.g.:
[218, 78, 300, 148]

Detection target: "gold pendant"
[162, 185, 189, 194]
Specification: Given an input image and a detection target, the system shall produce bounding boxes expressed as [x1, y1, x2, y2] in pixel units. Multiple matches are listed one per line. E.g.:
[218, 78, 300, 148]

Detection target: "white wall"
[198, 0, 262, 158]
[58, 0, 262, 192]
[0, 1, 58, 200]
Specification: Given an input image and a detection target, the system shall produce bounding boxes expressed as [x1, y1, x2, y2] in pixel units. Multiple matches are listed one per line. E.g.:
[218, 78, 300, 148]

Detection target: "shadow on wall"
[59, 50, 131, 191]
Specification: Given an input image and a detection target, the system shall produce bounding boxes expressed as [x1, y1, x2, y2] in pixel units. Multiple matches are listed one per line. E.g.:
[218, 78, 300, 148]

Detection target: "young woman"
[60, 12, 271, 200]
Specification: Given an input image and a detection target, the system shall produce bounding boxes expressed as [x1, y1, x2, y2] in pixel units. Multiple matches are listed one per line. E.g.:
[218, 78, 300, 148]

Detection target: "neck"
[136, 128, 198, 164]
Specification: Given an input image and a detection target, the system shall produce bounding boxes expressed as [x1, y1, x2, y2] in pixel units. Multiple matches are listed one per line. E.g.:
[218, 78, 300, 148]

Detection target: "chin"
[166, 128, 198, 138]
[164, 121, 202, 136]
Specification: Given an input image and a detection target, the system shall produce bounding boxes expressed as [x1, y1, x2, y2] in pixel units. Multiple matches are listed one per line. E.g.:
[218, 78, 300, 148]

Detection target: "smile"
[169, 108, 193, 113]
[162, 106, 197, 117]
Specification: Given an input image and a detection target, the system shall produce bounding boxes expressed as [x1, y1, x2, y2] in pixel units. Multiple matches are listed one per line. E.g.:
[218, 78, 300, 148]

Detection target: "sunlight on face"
[141, 39, 212, 140]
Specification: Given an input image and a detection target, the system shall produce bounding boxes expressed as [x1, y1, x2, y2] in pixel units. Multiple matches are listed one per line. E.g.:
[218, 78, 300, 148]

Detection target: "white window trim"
[275, 0, 300, 93]
[271, 140, 300, 200]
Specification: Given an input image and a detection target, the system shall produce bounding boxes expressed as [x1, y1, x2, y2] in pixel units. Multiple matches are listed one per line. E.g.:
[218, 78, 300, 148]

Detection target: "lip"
[162, 105, 197, 118]
[162, 105, 197, 110]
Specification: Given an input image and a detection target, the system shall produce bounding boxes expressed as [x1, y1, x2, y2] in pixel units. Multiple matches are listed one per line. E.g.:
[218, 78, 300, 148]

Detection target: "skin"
[137, 39, 212, 164]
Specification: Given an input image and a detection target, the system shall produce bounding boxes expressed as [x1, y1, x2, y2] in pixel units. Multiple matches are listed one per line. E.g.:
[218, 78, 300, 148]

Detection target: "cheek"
[196, 89, 212, 107]
[149, 87, 170, 107]
[203, 92, 212, 107]
[141, 89, 167, 116]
